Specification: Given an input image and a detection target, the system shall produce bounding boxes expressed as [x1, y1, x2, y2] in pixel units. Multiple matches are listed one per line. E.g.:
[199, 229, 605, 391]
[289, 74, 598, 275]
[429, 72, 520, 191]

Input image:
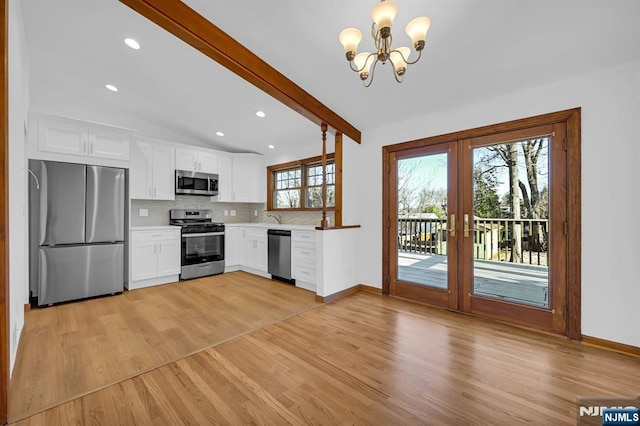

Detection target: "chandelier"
[339, 0, 431, 87]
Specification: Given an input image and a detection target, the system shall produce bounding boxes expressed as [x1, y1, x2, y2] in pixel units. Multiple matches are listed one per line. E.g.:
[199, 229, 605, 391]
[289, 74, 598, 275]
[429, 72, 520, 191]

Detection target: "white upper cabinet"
[175, 148, 218, 174]
[216, 153, 234, 202]
[37, 118, 87, 156]
[32, 114, 131, 165]
[88, 128, 130, 161]
[213, 153, 265, 203]
[130, 140, 175, 200]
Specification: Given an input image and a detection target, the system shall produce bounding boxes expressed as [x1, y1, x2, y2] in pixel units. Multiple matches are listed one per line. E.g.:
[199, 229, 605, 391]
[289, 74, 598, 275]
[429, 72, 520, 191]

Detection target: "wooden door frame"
[382, 108, 581, 340]
[386, 143, 459, 310]
[1, 0, 9, 422]
[459, 123, 567, 334]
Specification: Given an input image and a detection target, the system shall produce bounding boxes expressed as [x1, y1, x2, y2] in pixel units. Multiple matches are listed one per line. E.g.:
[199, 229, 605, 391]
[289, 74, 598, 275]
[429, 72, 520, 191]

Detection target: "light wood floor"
[11, 274, 640, 425]
[9, 271, 320, 422]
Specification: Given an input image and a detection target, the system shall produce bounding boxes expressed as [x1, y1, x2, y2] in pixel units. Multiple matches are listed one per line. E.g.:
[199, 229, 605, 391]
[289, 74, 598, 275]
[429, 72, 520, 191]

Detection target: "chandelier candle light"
[339, 0, 431, 87]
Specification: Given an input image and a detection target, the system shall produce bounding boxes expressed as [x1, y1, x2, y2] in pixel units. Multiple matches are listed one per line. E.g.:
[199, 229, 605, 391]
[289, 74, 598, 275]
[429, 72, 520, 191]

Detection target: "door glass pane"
[397, 153, 449, 289]
[472, 138, 550, 308]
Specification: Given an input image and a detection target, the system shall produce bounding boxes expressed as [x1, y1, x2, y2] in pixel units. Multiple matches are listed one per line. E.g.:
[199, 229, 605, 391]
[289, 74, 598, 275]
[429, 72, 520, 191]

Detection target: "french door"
[383, 110, 580, 337]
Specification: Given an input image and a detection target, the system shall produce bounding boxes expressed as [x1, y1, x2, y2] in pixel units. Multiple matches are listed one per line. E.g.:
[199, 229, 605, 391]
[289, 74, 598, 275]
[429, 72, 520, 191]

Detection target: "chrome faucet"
[266, 213, 283, 224]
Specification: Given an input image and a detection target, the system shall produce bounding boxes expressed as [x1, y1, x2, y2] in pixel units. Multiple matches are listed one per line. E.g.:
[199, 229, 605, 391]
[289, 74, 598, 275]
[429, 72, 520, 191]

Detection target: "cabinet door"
[224, 227, 239, 266]
[131, 240, 158, 281]
[175, 148, 197, 172]
[130, 142, 153, 199]
[198, 151, 218, 174]
[232, 156, 253, 202]
[157, 237, 181, 277]
[38, 118, 88, 156]
[238, 228, 248, 266]
[244, 229, 268, 272]
[152, 146, 176, 200]
[89, 128, 130, 161]
[255, 236, 268, 272]
[216, 154, 234, 201]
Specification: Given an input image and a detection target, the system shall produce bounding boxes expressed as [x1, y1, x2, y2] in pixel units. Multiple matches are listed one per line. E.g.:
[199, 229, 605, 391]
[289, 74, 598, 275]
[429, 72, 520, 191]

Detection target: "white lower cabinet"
[224, 226, 239, 271]
[129, 228, 181, 289]
[225, 226, 317, 286]
[292, 230, 317, 292]
[241, 227, 268, 274]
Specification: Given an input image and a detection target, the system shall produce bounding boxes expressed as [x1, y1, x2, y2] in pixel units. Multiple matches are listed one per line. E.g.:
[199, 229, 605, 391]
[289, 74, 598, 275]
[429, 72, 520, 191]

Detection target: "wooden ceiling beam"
[119, 0, 361, 143]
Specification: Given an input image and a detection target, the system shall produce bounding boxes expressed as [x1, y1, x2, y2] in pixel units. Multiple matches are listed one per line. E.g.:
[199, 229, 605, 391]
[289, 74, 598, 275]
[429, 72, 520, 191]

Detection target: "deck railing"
[397, 217, 549, 266]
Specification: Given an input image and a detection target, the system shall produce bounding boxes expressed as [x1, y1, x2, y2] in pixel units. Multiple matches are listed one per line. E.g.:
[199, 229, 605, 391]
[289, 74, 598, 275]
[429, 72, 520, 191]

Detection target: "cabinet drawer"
[132, 230, 179, 243]
[292, 230, 315, 243]
[292, 241, 316, 260]
[245, 227, 267, 238]
[293, 264, 316, 283]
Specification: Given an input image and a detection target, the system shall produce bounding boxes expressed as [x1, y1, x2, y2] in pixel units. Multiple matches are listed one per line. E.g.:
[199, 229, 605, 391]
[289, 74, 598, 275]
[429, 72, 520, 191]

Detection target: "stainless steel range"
[170, 209, 225, 280]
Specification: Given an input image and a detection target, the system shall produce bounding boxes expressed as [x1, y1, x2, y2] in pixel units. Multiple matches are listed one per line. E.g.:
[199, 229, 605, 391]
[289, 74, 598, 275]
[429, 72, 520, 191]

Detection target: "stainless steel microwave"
[175, 170, 219, 196]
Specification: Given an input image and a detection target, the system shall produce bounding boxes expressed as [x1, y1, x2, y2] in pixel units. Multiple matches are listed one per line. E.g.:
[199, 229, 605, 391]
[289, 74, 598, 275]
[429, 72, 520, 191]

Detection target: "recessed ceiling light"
[216, 131, 224, 137]
[124, 38, 140, 50]
[256, 111, 266, 118]
[105, 84, 119, 92]
[268, 145, 275, 149]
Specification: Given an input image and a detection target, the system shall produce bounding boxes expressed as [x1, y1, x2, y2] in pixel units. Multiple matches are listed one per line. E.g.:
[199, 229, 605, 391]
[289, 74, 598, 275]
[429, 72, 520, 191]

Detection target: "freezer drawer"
[38, 243, 124, 306]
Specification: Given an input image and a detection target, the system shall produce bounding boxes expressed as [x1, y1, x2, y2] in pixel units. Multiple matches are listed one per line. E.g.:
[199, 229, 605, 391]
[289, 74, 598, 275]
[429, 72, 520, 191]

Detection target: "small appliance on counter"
[170, 209, 225, 279]
[28, 160, 126, 307]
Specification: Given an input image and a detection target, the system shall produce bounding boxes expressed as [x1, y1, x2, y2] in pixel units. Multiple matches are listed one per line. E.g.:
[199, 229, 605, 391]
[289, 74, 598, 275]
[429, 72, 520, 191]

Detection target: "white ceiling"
[20, 0, 640, 156]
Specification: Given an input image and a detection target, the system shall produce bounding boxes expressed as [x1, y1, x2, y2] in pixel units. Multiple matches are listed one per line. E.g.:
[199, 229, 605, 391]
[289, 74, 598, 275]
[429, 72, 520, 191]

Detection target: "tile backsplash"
[130, 196, 333, 227]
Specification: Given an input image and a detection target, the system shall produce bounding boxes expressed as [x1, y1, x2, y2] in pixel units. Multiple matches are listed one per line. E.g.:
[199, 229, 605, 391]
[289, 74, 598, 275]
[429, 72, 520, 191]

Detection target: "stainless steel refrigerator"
[29, 160, 125, 306]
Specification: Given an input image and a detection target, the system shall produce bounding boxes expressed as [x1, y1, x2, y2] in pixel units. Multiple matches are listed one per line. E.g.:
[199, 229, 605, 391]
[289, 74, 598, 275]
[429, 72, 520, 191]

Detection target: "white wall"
[346, 59, 640, 348]
[8, 0, 31, 374]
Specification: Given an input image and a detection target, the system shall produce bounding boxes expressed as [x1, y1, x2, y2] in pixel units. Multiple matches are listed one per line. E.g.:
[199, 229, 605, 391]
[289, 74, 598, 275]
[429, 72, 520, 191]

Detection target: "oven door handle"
[182, 232, 225, 238]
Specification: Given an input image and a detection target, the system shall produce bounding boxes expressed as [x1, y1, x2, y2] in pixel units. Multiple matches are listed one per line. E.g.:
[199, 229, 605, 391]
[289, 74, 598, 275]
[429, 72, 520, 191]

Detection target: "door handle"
[449, 214, 455, 237]
[464, 214, 469, 237]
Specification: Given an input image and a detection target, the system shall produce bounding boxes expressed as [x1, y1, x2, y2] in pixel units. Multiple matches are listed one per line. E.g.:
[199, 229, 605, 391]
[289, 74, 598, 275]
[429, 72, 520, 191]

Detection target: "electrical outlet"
[139, 208, 148, 217]
[254, 210, 258, 216]
[230, 210, 237, 217]
[224, 210, 229, 216]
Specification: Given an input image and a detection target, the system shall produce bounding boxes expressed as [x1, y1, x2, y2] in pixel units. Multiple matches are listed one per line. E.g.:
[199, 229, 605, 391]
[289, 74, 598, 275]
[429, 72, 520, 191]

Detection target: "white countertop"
[225, 223, 316, 231]
[130, 225, 181, 231]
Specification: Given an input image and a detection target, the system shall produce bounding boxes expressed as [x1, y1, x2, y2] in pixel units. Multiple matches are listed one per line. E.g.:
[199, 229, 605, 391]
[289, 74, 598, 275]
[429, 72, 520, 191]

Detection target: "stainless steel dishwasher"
[267, 229, 294, 284]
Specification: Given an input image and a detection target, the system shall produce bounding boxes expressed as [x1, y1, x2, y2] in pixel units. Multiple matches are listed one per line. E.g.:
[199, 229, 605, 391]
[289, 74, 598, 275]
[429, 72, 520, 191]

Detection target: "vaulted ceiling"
[21, 0, 640, 155]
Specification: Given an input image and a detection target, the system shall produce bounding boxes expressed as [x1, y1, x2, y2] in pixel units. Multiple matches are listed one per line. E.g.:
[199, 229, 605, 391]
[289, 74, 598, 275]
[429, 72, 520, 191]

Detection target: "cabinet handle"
[153, 187, 157, 197]
[81, 139, 86, 154]
[158, 244, 162, 254]
[149, 187, 152, 197]
[89, 141, 93, 155]
[153, 243, 157, 254]
[301, 251, 310, 255]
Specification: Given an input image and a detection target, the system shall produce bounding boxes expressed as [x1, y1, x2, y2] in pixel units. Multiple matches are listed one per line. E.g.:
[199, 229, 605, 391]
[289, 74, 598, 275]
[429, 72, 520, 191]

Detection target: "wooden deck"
[398, 252, 549, 307]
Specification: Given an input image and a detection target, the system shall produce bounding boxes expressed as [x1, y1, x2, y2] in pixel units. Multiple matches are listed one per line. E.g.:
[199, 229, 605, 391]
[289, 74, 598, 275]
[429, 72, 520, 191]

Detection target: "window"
[268, 154, 335, 210]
